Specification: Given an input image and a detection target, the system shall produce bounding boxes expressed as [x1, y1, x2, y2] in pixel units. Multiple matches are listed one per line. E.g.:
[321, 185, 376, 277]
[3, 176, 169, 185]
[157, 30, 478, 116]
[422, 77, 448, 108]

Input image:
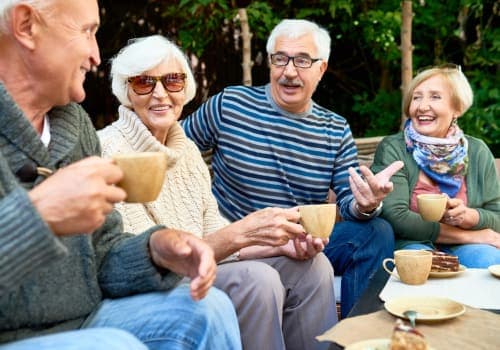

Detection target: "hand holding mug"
[442, 197, 475, 228]
[29, 156, 126, 236]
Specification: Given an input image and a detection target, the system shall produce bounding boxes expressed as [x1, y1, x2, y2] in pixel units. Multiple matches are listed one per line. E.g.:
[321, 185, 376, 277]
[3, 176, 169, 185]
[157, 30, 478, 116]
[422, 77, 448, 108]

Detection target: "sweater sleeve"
[0, 187, 67, 295]
[371, 134, 441, 243]
[466, 137, 500, 231]
[95, 215, 182, 298]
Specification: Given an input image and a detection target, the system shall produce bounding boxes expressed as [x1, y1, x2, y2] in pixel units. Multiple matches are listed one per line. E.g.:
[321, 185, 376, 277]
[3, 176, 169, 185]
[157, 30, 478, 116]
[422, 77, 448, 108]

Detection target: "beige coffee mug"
[298, 204, 336, 239]
[112, 152, 167, 203]
[382, 249, 433, 285]
[417, 193, 447, 221]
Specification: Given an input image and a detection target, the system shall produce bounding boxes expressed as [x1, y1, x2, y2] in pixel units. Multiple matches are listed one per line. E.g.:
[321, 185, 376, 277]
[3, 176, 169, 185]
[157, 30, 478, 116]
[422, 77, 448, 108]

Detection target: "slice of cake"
[390, 319, 428, 350]
[429, 250, 460, 272]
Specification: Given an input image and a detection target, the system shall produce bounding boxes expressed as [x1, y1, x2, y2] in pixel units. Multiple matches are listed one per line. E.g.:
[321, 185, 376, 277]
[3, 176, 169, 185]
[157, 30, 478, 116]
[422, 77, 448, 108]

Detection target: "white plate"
[345, 338, 435, 350]
[488, 264, 500, 278]
[429, 264, 466, 278]
[384, 296, 466, 322]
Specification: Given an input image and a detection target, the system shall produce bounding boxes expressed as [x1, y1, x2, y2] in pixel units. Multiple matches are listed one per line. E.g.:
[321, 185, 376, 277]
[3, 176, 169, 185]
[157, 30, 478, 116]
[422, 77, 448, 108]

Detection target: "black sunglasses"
[128, 73, 186, 95]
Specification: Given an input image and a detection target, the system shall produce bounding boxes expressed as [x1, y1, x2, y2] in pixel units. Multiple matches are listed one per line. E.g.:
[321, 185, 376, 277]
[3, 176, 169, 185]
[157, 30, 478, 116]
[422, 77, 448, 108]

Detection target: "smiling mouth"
[280, 83, 303, 94]
[150, 105, 171, 112]
[417, 115, 436, 122]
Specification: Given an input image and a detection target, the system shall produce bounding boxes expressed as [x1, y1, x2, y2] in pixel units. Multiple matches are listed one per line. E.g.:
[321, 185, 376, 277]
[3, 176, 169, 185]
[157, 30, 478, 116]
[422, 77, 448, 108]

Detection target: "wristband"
[234, 250, 241, 261]
[355, 201, 383, 218]
[220, 250, 241, 264]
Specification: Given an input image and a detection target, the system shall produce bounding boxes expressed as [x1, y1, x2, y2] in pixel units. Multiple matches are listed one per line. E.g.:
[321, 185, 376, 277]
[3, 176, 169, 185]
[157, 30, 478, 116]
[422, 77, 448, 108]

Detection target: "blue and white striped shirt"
[182, 84, 360, 222]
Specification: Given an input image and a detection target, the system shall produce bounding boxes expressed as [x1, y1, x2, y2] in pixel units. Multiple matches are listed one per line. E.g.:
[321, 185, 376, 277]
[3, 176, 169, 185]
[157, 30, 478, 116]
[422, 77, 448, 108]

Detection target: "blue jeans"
[2, 285, 241, 350]
[323, 218, 394, 318]
[403, 243, 500, 268]
[0, 329, 147, 350]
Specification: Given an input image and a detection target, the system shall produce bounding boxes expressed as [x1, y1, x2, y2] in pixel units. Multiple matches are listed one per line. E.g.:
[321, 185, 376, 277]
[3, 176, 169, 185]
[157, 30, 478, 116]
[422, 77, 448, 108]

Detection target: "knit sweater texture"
[181, 84, 361, 222]
[0, 83, 180, 343]
[371, 131, 500, 249]
[98, 106, 228, 237]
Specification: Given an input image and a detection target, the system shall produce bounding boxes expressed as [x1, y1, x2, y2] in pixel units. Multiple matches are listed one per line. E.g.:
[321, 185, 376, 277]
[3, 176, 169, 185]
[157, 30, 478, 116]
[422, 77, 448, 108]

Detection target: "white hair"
[266, 19, 331, 61]
[0, 0, 55, 34]
[110, 35, 196, 107]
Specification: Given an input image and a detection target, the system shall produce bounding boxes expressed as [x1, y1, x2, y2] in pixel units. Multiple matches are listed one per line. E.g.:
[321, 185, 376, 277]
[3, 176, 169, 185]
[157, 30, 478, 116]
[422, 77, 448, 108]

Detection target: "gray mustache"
[278, 78, 304, 87]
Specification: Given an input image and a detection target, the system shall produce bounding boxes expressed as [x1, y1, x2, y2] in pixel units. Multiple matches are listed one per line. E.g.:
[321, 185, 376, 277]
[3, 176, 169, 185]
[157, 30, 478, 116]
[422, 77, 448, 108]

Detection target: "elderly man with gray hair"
[182, 18, 404, 322]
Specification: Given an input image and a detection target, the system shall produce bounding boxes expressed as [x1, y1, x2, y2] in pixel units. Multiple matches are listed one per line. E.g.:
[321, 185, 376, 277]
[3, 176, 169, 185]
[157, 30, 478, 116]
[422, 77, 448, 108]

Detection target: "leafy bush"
[85, 0, 499, 156]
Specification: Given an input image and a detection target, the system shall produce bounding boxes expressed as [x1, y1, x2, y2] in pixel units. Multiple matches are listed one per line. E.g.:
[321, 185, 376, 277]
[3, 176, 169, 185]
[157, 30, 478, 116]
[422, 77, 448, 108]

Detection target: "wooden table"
[327, 268, 387, 349]
[326, 267, 500, 349]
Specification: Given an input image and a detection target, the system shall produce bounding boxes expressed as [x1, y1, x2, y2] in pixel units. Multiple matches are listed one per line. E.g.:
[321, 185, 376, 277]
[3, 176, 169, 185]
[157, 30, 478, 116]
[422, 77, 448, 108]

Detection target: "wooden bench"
[355, 136, 384, 166]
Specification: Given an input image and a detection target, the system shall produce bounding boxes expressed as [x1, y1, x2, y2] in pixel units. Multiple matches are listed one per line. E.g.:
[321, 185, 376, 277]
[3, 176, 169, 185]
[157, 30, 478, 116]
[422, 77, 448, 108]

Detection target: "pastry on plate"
[429, 250, 459, 272]
[390, 319, 428, 350]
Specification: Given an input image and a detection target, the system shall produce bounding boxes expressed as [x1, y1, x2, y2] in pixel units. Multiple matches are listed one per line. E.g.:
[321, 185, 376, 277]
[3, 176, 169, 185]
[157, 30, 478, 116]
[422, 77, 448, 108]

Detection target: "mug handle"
[382, 258, 400, 280]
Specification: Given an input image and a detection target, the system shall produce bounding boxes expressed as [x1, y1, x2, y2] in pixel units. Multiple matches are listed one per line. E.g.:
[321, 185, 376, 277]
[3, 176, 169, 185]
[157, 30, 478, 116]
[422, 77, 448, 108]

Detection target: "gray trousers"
[215, 253, 337, 350]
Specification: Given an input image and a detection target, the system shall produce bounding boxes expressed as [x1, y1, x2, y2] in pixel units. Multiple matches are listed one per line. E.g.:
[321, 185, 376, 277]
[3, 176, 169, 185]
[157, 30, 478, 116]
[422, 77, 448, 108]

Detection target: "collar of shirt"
[40, 115, 51, 147]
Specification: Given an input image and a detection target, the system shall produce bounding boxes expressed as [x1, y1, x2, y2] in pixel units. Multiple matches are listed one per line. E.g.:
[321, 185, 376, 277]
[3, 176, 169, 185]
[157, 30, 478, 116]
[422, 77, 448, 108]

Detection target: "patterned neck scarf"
[404, 119, 468, 197]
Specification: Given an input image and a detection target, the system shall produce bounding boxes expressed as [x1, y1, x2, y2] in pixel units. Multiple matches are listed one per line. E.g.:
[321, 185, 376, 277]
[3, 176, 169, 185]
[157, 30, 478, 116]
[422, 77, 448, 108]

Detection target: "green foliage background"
[84, 0, 499, 156]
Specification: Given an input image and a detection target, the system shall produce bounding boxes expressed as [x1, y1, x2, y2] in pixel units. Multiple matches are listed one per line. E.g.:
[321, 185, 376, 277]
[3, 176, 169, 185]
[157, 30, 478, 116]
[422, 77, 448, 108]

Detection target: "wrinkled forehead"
[140, 58, 184, 76]
[273, 33, 318, 56]
[50, 0, 100, 25]
[414, 74, 453, 97]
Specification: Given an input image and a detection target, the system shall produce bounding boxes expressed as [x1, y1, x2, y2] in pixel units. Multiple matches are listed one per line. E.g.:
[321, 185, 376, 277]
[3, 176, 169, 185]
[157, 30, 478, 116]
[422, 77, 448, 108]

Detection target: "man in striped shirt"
[183, 19, 403, 320]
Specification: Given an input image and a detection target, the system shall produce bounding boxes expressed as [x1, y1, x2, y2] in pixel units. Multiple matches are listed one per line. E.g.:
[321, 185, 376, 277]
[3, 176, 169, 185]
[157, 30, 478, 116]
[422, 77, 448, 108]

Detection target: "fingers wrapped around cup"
[298, 204, 336, 239]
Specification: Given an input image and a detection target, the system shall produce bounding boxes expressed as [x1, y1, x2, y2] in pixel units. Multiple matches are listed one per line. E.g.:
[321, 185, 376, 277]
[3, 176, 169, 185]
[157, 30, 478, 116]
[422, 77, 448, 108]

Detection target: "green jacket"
[0, 83, 181, 343]
[371, 132, 500, 249]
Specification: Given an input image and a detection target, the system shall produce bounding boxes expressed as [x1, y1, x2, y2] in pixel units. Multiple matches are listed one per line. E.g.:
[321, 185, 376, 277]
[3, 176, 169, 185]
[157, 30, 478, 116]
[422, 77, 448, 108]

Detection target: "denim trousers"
[403, 242, 500, 268]
[323, 218, 395, 318]
[1, 284, 241, 350]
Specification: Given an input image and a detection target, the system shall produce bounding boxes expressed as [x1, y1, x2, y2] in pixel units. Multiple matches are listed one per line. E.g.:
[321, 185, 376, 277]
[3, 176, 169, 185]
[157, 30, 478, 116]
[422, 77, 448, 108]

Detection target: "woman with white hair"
[372, 65, 500, 267]
[98, 34, 337, 350]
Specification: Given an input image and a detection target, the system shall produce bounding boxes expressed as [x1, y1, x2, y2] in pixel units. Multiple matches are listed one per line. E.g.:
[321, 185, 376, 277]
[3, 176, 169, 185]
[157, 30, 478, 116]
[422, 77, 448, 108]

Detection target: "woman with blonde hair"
[372, 65, 500, 267]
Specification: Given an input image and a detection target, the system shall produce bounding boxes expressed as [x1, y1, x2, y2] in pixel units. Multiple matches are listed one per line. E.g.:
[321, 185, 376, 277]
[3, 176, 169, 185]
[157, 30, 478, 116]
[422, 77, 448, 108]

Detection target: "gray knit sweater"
[0, 83, 181, 343]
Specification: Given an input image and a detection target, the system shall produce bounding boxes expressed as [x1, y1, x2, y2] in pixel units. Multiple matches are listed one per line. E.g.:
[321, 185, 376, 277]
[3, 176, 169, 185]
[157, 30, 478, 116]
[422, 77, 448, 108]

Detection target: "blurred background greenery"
[83, 0, 499, 156]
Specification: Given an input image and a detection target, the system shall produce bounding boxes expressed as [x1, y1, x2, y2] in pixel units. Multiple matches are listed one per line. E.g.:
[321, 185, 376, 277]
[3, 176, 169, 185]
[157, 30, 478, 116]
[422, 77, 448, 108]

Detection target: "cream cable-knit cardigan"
[98, 105, 228, 237]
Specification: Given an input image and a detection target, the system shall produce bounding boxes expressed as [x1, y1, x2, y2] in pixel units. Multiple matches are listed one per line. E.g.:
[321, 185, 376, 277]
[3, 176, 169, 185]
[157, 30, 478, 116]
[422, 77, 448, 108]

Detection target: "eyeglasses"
[270, 53, 321, 68]
[416, 63, 462, 74]
[127, 73, 186, 95]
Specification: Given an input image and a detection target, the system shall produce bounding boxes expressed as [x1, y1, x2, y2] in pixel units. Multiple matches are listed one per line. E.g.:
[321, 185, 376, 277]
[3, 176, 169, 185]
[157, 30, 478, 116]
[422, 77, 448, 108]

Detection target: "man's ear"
[318, 60, 328, 80]
[10, 4, 39, 50]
